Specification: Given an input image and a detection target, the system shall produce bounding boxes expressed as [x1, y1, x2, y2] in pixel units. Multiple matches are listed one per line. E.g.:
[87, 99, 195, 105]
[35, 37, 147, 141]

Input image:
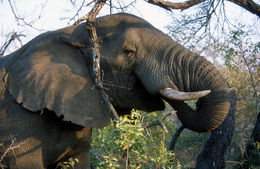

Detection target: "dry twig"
[0, 32, 25, 57]
[142, 111, 176, 138]
[0, 137, 22, 165]
[8, 0, 46, 31]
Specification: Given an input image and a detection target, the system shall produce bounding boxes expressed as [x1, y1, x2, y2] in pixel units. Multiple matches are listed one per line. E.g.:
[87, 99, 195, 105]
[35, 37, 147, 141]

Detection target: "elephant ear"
[7, 39, 110, 128]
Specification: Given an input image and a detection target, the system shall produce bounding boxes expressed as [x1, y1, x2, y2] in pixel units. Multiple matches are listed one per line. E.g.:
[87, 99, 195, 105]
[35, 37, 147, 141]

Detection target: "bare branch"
[110, 0, 137, 12]
[228, 0, 260, 18]
[0, 32, 25, 57]
[68, 0, 101, 24]
[240, 45, 259, 113]
[145, 0, 206, 11]
[73, 0, 98, 25]
[142, 111, 176, 134]
[8, 0, 45, 31]
[168, 124, 185, 151]
[146, 0, 260, 17]
[68, 0, 88, 24]
[0, 137, 23, 164]
[102, 93, 119, 121]
[109, 0, 112, 14]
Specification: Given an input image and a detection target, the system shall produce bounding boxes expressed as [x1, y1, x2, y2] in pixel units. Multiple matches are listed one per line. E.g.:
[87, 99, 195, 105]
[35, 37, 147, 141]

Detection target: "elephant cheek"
[135, 65, 175, 95]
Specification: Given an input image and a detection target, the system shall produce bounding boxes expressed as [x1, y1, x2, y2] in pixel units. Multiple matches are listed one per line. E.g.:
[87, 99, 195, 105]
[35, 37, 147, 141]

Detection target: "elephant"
[0, 13, 233, 168]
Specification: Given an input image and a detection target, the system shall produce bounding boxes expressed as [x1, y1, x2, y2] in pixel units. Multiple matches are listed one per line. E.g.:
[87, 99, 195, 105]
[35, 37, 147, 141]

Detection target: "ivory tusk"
[159, 88, 211, 101]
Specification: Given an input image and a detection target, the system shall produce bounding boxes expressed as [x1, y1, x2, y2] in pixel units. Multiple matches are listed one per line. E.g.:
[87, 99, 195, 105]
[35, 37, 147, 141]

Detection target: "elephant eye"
[123, 49, 136, 66]
[124, 49, 135, 57]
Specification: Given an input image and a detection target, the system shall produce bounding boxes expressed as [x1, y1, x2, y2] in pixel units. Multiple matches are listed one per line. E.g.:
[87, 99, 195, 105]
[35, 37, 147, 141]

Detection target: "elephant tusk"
[159, 88, 211, 101]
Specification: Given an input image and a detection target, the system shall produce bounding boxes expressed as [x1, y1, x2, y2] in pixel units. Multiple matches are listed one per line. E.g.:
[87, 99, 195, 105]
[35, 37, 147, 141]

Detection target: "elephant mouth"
[104, 73, 166, 113]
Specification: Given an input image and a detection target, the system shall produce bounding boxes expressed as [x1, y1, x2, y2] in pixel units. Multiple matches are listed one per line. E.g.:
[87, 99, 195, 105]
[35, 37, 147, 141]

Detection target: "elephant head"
[5, 13, 232, 132]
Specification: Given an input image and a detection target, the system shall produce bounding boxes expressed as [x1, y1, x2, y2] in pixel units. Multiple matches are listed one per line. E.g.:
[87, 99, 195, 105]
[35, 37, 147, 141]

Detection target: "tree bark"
[146, 0, 260, 18]
[146, 0, 206, 10]
[240, 112, 260, 169]
[228, 0, 260, 18]
[196, 91, 236, 169]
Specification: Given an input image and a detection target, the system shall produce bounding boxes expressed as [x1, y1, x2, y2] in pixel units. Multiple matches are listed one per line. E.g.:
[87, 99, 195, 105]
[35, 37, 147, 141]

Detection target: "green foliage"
[216, 27, 260, 168]
[219, 28, 259, 115]
[57, 158, 79, 169]
[90, 110, 181, 169]
[247, 141, 260, 168]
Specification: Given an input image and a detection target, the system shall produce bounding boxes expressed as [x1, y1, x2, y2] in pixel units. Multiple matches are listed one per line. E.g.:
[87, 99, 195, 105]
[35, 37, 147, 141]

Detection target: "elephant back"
[0, 56, 9, 68]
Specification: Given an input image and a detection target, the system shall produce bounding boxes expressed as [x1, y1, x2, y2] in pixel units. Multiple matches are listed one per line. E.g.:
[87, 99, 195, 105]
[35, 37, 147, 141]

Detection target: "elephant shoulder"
[0, 55, 11, 69]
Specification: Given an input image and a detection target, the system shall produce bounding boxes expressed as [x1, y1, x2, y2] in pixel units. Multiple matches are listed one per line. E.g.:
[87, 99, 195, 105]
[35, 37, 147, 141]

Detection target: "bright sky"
[0, 0, 259, 54]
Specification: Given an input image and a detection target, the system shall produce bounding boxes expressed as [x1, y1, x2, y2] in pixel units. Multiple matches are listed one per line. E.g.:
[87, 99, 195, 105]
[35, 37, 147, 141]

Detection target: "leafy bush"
[58, 158, 79, 169]
[90, 110, 181, 169]
[247, 141, 260, 168]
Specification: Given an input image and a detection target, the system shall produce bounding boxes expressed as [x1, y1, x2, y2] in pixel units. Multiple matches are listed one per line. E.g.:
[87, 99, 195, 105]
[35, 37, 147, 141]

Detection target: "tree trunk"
[196, 91, 236, 169]
[240, 112, 260, 169]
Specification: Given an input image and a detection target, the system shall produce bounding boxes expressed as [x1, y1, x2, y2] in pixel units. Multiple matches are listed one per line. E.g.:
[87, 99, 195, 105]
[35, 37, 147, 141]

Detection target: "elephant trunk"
[164, 45, 231, 132]
[136, 40, 232, 132]
[165, 95, 231, 132]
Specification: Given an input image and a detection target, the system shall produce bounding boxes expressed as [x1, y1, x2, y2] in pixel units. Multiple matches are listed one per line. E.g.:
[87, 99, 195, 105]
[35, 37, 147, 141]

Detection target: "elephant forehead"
[96, 13, 153, 32]
[102, 27, 140, 41]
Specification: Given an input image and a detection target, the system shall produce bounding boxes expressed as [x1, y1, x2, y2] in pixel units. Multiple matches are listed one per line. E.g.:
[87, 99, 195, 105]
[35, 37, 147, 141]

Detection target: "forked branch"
[0, 32, 25, 57]
[0, 137, 22, 164]
[142, 111, 176, 138]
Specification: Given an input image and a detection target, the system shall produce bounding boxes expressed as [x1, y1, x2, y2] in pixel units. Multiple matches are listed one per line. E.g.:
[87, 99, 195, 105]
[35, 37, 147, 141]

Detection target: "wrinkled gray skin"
[0, 13, 233, 168]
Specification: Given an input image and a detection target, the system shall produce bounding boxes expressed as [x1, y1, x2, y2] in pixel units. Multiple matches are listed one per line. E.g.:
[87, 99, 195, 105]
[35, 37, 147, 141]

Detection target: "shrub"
[90, 110, 181, 169]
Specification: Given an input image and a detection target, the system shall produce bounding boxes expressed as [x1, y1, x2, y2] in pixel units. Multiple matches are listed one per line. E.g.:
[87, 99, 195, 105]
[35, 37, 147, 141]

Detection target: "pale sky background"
[0, 0, 259, 54]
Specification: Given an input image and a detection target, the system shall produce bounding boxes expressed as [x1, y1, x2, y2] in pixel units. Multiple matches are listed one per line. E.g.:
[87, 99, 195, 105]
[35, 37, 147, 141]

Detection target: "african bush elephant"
[0, 13, 233, 168]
